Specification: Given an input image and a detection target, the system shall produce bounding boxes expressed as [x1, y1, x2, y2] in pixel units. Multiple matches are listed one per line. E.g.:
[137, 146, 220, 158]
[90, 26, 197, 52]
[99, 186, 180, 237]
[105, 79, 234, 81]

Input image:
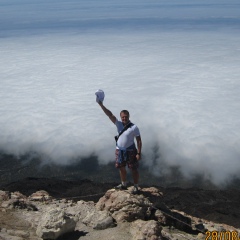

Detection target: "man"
[98, 101, 142, 194]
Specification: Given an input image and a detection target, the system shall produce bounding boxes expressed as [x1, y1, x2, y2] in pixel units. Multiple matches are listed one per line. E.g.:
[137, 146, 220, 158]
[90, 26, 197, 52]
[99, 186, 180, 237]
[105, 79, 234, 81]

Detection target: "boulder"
[36, 207, 76, 240]
[96, 189, 152, 223]
[155, 209, 167, 225]
[29, 190, 52, 201]
[74, 200, 115, 230]
[93, 216, 116, 230]
[11, 191, 27, 200]
[130, 219, 163, 240]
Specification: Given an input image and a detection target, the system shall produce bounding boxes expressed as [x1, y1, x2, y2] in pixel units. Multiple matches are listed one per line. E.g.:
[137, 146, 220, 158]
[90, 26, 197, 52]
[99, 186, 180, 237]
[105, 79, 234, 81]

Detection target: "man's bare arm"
[136, 135, 142, 160]
[98, 101, 117, 124]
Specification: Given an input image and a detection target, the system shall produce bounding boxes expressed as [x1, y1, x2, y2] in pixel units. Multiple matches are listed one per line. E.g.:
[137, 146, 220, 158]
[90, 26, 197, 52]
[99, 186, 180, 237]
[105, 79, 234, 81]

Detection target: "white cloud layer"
[0, 0, 240, 185]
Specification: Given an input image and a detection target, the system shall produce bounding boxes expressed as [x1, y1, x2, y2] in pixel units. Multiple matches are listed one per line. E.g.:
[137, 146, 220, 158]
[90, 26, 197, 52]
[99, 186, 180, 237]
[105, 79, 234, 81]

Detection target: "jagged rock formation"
[0, 187, 239, 240]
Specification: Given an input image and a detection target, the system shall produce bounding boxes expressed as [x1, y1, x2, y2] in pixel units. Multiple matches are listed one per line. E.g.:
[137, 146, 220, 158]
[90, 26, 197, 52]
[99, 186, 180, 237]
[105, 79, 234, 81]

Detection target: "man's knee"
[119, 166, 126, 172]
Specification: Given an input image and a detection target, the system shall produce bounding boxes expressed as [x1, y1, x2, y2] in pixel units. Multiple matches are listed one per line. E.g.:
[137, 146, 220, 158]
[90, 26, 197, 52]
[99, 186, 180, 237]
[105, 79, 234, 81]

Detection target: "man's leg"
[114, 166, 127, 190]
[119, 166, 127, 183]
[131, 169, 140, 194]
[127, 150, 140, 194]
[131, 169, 139, 185]
[115, 149, 127, 189]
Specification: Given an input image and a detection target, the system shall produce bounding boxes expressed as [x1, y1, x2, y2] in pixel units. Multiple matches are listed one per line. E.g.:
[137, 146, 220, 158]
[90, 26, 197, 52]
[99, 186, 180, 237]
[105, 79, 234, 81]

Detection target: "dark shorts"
[115, 148, 139, 169]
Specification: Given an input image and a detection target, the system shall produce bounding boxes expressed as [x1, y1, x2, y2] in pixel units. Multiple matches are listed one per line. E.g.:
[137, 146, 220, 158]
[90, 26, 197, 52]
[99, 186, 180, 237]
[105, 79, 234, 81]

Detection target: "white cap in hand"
[95, 89, 105, 103]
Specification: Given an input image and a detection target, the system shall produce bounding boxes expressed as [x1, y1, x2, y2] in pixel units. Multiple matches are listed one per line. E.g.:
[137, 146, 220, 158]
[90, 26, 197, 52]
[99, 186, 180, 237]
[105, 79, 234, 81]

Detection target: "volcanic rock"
[0, 179, 240, 240]
[36, 208, 77, 240]
[130, 219, 163, 240]
[96, 188, 152, 222]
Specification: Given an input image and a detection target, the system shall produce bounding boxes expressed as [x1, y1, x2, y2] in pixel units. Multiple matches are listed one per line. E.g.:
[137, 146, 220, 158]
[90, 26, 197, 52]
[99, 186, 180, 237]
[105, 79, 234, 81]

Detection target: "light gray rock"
[29, 190, 52, 202]
[0, 232, 24, 240]
[82, 209, 109, 226]
[93, 216, 116, 230]
[7, 229, 30, 238]
[73, 200, 115, 230]
[10, 192, 27, 200]
[36, 207, 76, 240]
[74, 200, 96, 220]
[155, 209, 167, 225]
[0, 190, 10, 201]
[130, 219, 163, 240]
[161, 227, 196, 240]
[96, 189, 152, 222]
[197, 233, 206, 239]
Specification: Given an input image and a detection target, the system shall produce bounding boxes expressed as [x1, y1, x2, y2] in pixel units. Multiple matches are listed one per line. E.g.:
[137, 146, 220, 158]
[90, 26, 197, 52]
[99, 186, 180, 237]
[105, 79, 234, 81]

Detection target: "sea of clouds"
[0, 0, 240, 185]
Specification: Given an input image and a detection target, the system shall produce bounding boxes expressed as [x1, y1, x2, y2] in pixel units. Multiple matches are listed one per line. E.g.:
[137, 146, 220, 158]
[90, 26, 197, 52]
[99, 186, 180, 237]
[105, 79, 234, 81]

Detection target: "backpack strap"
[115, 122, 134, 143]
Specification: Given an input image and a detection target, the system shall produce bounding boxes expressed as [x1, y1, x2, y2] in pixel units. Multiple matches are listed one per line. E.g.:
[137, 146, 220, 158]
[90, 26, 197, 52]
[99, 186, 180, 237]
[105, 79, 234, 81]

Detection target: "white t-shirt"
[115, 120, 140, 149]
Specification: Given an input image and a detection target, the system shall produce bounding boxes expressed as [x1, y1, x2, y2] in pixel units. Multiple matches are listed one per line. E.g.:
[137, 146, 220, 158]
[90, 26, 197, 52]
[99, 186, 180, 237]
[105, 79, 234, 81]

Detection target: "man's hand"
[136, 153, 141, 161]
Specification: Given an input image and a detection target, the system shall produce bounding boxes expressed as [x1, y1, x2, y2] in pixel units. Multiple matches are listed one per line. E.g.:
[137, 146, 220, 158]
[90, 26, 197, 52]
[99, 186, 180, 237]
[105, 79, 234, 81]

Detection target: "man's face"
[120, 112, 129, 125]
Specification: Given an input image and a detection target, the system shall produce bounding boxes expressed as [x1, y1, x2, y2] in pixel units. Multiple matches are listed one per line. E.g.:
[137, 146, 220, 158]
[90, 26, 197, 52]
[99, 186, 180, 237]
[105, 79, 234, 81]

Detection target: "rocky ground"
[0, 178, 240, 240]
[2, 178, 240, 228]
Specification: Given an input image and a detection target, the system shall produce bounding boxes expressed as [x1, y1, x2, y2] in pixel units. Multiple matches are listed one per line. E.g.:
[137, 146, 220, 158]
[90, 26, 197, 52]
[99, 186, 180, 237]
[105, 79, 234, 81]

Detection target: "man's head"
[120, 110, 130, 125]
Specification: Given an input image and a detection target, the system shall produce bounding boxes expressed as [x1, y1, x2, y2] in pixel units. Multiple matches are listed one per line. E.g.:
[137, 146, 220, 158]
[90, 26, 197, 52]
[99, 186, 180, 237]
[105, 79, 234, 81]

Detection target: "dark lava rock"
[161, 187, 240, 228]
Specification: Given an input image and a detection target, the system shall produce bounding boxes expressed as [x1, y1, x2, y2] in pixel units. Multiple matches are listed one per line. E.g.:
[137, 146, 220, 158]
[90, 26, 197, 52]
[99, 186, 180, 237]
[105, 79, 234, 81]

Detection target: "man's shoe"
[131, 186, 139, 195]
[114, 184, 127, 190]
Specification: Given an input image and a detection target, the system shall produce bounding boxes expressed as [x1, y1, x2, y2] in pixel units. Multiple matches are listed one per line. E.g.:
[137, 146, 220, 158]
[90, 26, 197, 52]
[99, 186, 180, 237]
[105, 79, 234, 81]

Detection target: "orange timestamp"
[205, 231, 240, 240]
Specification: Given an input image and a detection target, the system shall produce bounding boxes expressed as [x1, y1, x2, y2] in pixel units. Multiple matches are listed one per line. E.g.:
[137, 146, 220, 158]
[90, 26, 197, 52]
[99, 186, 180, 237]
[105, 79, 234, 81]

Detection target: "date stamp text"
[205, 231, 240, 240]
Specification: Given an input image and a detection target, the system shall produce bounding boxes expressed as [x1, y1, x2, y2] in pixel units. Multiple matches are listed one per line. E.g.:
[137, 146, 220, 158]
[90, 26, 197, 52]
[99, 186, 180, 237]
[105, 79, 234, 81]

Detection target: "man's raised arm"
[98, 101, 117, 124]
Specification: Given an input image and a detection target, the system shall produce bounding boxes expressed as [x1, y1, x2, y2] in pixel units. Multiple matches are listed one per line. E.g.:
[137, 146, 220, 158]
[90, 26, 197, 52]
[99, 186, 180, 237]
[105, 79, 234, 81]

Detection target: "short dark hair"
[120, 110, 130, 116]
